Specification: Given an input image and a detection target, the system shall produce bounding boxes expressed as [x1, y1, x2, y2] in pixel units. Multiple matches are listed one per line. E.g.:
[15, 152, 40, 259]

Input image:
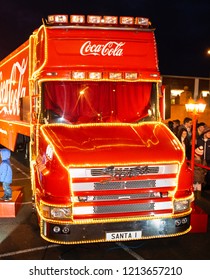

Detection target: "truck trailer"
[0, 14, 193, 244]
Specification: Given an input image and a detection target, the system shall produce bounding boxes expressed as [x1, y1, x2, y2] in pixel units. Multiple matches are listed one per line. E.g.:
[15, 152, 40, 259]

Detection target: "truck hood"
[41, 122, 184, 167]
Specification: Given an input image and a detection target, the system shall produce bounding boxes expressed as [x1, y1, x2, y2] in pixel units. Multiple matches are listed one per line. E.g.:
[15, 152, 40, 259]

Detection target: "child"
[0, 149, 13, 201]
[193, 146, 206, 196]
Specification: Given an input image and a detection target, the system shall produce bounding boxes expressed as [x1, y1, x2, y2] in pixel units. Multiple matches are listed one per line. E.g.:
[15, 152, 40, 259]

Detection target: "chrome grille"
[94, 180, 156, 190]
[94, 202, 155, 214]
[70, 164, 178, 218]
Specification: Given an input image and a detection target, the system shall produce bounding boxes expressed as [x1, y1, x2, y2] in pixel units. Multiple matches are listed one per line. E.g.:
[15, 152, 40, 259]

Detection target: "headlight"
[42, 204, 72, 220]
[174, 199, 190, 213]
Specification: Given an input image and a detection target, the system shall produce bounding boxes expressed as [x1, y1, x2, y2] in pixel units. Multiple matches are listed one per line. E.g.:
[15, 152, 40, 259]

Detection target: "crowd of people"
[167, 118, 210, 194]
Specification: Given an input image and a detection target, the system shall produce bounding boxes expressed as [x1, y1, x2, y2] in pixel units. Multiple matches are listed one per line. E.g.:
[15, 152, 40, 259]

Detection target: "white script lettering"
[0, 58, 28, 116]
[80, 41, 125, 56]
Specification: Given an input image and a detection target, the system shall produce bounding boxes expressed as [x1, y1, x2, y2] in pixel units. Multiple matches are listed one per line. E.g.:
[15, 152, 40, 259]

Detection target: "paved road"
[0, 153, 209, 260]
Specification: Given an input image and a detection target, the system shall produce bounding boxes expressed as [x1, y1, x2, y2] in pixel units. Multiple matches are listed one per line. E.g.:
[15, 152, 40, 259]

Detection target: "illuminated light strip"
[39, 221, 192, 245]
[35, 75, 161, 87]
[36, 124, 75, 199]
[39, 208, 192, 226]
[39, 69, 160, 82]
[40, 122, 185, 168]
[39, 76, 161, 83]
[40, 200, 72, 208]
[39, 121, 185, 218]
[175, 193, 194, 203]
[31, 25, 48, 80]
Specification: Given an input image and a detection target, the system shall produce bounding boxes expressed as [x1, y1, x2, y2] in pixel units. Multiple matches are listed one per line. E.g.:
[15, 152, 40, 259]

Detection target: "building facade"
[162, 75, 210, 126]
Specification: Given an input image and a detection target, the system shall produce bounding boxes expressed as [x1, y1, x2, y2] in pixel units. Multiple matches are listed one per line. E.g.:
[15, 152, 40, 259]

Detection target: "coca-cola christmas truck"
[0, 14, 193, 244]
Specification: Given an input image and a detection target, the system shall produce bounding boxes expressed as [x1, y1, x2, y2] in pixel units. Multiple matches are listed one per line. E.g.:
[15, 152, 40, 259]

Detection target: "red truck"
[0, 14, 193, 244]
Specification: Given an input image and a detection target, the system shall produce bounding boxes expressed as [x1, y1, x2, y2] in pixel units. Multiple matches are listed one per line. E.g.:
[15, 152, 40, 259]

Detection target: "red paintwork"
[0, 42, 29, 120]
[44, 28, 159, 75]
[0, 42, 30, 150]
[0, 17, 193, 243]
[0, 24, 159, 151]
[41, 122, 183, 166]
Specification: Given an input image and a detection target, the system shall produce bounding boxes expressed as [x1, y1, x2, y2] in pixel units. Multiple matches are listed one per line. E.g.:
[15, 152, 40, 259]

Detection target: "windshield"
[42, 81, 155, 124]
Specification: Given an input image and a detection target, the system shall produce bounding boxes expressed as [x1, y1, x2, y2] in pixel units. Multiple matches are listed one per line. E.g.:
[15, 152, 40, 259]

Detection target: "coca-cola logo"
[80, 41, 125, 56]
[0, 58, 28, 116]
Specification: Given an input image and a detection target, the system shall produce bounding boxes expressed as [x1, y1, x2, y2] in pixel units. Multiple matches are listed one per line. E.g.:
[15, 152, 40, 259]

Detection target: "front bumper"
[40, 213, 191, 244]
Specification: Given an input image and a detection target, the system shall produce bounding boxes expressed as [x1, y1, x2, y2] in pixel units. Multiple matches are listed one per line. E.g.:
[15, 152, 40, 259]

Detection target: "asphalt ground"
[0, 152, 209, 260]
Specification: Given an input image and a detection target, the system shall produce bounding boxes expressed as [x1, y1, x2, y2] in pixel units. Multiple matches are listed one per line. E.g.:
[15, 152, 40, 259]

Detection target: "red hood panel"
[41, 123, 183, 166]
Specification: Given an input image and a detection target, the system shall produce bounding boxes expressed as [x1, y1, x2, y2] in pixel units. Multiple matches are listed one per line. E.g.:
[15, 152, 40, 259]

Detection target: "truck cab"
[0, 14, 193, 244]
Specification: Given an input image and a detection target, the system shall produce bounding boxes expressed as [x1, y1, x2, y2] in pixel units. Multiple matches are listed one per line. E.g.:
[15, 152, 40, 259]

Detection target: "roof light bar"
[120, 16, 134, 25]
[46, 14, 151, 28]
[70, 15, 85, 24]
[109, 73, 123, 79]
[48, 15, 68, 24]
[103, 16, 118, 24]
[72, 71, 86, 79]
[88, 72, 102, 79]
[87, 15, 102, 24]
[135, 17, 150, 27]
[125, 72, 138, 80]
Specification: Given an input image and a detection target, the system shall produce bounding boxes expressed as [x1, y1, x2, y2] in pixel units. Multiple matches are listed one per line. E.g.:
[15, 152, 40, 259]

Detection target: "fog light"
[175, 219, 182, 226]
[62, 227, 70, 234]
[182, 217, 188, 224]
[53, 226, 61, 233]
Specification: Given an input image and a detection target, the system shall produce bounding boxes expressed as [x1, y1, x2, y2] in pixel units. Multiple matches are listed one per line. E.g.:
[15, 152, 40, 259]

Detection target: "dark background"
[0, 0, 210, 77]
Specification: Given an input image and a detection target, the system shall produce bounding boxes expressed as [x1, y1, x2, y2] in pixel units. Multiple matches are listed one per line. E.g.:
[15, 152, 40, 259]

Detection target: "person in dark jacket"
[0, 149, 13, 201]
[193, 146, 207, 193]
[197, 126, 210, 190]
[172, 119, 180, 137]
[178, 117, 192, 143]
[196, 122, 206, 141]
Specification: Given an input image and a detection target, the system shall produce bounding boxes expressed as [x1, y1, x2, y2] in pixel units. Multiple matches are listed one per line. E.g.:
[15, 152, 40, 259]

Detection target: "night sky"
[1, 0, 210, 77]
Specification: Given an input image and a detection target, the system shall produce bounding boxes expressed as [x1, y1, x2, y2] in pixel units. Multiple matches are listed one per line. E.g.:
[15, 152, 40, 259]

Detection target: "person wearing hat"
[193, 146, 207, 197]
[197, 125, 210, 190]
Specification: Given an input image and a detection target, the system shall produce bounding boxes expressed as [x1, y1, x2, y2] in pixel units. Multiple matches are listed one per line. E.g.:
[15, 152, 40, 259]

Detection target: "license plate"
[106, 230, 142, 241]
